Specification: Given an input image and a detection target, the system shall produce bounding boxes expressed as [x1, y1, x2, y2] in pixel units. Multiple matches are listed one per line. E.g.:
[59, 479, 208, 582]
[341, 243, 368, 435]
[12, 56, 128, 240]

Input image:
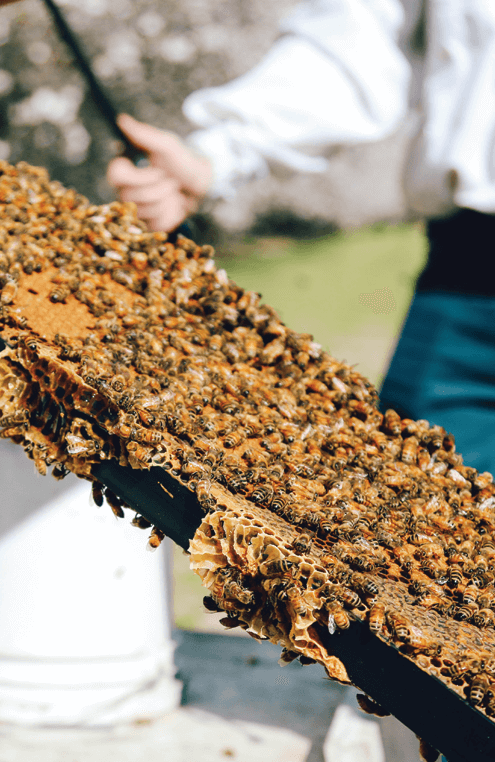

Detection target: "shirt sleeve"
[406, 0, 495, 216]
[183, 0, 411, 199]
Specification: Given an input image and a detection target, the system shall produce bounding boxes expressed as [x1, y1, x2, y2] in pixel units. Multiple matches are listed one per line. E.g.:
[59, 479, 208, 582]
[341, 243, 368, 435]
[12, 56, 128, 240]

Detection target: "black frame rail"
[92, 458, 495, 762]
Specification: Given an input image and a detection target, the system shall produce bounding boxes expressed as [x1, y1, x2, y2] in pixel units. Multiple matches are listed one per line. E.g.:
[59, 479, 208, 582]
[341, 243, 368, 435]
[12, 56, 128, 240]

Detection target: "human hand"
[107, 114, 213, 233]
[0, 0, 23, 5]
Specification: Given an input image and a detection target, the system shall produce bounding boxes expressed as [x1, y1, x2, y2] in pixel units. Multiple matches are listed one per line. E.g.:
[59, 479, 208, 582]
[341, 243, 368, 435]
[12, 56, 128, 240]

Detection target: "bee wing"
[328, 613, 337, 635]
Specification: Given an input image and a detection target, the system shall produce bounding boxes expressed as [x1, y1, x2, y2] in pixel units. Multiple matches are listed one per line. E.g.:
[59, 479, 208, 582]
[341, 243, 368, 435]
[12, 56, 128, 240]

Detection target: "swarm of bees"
[1, 162, 495, 743]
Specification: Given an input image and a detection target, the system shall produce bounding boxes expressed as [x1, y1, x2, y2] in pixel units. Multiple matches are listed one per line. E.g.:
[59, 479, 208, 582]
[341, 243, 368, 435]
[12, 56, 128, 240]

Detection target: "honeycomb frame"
[1, 161, 495, 760]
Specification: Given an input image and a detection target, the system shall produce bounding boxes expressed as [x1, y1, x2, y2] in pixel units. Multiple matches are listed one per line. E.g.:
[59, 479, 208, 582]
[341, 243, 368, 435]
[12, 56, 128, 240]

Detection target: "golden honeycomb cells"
[1, 162, 495, 728]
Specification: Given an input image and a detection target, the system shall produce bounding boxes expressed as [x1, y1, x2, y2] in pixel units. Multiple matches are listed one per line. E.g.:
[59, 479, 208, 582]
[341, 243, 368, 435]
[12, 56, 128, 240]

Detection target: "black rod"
[42, 0, 145, 164]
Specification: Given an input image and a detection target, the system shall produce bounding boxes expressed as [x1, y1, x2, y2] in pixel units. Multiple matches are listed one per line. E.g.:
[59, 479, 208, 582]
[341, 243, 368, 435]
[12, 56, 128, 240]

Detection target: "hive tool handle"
[42, 0, 147, 166]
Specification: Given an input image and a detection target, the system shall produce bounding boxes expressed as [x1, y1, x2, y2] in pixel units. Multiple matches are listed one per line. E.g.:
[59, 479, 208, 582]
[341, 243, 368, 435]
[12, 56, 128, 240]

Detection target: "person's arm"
[108, 0, 410, 231]
[185, 0, 410, 200]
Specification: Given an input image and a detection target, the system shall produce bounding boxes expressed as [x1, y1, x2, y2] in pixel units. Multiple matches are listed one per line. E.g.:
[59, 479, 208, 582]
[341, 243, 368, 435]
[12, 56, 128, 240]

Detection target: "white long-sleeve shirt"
[183, 0, 495, 217]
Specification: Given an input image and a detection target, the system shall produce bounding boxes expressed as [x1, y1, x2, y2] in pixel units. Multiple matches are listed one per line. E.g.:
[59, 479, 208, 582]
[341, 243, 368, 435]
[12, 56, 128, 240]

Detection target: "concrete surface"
[0, 630, 421, 762]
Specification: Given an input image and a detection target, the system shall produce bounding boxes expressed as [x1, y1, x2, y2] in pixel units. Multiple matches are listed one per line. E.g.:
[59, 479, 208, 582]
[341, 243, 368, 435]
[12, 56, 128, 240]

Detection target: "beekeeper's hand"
[107, 114, 213, 232]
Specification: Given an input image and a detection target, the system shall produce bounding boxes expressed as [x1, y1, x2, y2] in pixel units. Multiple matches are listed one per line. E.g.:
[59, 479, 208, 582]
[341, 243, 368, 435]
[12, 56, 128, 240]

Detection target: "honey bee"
[425, 425, 445, 450]
[126, 440, 152, 465]
[356, 694, 390, 717]
[418, 739, 440, 762]
[223, 430, 245, 449]
[473, 608, 495, 628]
[349, 572, 379, 597]
[1, 276, 17, 304]
[462, 585, 479, 605]
[455, 603, 478, 622]
[195, 478, 215, 511]
[224, 578, 255, 605]
[286, 585, 307, 616]
[131, 514, 152, 529]
[406, 626, 441, 655]
[326, 601, 350, 631]
[292, 533, 313, 555]
[416, 594, 447, 612]
[147, 526, 165, 551]
[49, 285, 71, 303]
[0, 409, 29, 427]
[383, 409, 401, 436]
[368, 603, 386, 634]
[203, 595, 222, 613]
[447, 564, 463, 588]
[447, 657, 480, 679]
[259, 559, 293, 576]
[251, 484, 274, 505]
[91, 480, 104, 507]
[387, 612, 410, 642]
[401, 435, 419, 465]
[338, 586, 362, 609]
[223, 471, 248, 494]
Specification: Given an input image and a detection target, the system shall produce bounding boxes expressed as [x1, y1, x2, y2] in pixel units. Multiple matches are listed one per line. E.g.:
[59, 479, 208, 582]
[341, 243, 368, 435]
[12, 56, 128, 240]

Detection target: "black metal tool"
[42, 0, 147, 165]
[42, 0, 196, 239]
[90, 457, 495, 762]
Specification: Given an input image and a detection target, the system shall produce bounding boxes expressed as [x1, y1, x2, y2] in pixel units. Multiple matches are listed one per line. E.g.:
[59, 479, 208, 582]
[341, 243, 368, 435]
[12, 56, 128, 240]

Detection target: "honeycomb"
[1, 161, 495, 742]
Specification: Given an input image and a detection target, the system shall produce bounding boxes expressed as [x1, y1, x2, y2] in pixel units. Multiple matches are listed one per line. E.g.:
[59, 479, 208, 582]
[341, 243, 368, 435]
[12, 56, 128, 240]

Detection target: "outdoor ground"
[173, 221, 428, 632]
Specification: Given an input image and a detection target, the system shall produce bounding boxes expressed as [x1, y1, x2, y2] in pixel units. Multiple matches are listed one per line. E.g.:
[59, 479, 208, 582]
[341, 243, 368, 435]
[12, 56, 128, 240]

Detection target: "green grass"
[173, 222, 428, 631]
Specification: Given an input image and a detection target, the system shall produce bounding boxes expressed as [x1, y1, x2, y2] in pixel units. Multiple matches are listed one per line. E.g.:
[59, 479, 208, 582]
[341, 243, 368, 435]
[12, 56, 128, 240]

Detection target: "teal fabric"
[379, 293, 495, 475]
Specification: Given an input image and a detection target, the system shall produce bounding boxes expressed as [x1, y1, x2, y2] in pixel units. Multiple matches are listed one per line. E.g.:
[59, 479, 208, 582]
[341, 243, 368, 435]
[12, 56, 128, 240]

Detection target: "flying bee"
[292, 533, 313, 555]
[259, 559, 293, 577]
